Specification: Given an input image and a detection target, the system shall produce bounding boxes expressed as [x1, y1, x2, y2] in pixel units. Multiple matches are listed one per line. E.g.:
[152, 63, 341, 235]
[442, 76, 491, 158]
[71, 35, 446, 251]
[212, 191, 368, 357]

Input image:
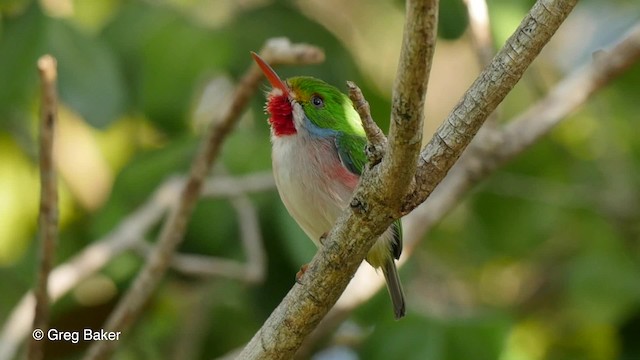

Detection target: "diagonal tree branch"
[403, 0, 579, 214]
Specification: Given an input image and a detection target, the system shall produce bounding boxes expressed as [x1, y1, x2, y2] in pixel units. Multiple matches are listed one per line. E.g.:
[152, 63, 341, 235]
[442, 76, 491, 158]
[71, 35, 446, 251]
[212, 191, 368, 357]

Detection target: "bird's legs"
[296, 232, 328, 283]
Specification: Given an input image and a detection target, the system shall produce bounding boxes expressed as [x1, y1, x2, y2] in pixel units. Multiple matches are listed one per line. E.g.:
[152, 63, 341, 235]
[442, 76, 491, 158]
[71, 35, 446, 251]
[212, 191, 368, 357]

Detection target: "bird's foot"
[296, 263, 309, 284]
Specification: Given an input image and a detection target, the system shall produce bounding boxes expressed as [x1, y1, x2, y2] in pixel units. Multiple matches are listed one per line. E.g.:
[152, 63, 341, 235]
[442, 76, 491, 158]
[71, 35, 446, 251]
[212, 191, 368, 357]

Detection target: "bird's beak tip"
[251, 52, 289, 96]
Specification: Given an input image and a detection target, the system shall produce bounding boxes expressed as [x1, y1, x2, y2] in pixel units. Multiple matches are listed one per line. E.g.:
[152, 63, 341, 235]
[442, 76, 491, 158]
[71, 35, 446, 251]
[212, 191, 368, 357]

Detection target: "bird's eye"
[311, 94, 324, 108]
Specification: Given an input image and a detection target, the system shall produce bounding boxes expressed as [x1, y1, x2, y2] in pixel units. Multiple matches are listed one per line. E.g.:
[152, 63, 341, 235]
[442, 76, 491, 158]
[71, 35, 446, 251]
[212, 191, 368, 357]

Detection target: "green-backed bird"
[252, 52, 405, 319]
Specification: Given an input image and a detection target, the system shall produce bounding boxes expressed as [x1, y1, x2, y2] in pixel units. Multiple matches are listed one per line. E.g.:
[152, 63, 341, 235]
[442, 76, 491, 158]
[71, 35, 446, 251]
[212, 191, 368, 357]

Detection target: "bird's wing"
[335, 133, 404, 259]
[335, 132, 367, 176]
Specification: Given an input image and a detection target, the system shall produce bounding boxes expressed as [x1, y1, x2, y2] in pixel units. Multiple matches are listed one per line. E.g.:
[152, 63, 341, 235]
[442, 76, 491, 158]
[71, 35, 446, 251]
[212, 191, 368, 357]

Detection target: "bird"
[251, 52, 405, 320]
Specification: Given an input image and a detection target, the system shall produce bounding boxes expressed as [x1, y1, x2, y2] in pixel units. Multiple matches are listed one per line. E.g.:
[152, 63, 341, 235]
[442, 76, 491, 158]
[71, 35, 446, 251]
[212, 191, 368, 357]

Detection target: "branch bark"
[27, 55, 59, 360]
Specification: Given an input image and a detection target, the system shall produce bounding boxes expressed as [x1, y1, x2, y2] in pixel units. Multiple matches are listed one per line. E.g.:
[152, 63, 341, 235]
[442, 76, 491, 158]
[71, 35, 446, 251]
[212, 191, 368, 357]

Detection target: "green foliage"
[0, 3, 126, 130]
[48, 19, 126, 128]
[100, 1, 232, 132]
[438, 0, 468, 40]
[0, 3, 45, 129]
[360, 314, 510, 360]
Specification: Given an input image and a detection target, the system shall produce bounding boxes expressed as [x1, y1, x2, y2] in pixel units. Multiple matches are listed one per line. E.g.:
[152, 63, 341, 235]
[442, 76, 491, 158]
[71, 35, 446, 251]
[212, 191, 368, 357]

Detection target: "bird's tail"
[382, 259, 406, 320]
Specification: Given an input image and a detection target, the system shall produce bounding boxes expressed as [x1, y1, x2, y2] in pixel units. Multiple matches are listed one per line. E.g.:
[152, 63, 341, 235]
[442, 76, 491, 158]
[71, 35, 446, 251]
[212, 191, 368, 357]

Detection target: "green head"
[252, 52, 364, 138]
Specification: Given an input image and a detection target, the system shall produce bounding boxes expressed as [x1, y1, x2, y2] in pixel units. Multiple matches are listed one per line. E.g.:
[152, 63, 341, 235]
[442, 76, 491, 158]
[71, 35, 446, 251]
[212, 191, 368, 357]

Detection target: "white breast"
[271, 132, 356, 246]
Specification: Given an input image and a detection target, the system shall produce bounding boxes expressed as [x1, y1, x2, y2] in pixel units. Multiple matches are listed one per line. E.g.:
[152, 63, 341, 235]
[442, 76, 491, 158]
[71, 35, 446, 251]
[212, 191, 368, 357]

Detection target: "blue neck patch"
[303, 115, 339, 138]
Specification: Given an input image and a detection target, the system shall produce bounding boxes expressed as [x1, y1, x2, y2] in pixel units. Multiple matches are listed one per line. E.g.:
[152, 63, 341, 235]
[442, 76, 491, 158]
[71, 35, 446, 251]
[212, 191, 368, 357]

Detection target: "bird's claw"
[296, 263, 309, 284]
[319, 232, 328, 245]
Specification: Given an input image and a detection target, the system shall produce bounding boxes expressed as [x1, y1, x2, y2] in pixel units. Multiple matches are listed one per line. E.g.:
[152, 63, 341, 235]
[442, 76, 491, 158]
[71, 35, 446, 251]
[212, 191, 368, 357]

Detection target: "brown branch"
[27, 55, 59, 360]
[346, 81, 387, 166]
[378, 0, 439, 211]
[236, 1, 438, 358]
[402, 0, 579, 214]
[82, 40, 322, 360]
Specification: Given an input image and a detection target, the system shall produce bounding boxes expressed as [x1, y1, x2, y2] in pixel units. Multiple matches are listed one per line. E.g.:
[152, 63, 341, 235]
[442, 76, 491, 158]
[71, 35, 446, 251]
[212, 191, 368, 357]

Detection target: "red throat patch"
[266, 94, 296, 136]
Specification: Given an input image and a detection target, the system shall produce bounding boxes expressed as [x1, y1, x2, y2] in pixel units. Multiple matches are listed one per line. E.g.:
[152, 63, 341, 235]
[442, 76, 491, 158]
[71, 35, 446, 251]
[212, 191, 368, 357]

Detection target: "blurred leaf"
[566, 217, 640, 323]
[360, 316, 445, 360]
[361, 314, 510, 360]
[222, 127, 272, 174]
[91, 137, 197, 237]
[183, 199, 238, 257]
[0, 0, 31, 15]
[444, 315, 511, 360]
[101, 2, 232, 133]
[45, 20, 126, 128]
[0, 3, 46, 129]
[438, 0, 468, 40]
[0, 4, 126, 130]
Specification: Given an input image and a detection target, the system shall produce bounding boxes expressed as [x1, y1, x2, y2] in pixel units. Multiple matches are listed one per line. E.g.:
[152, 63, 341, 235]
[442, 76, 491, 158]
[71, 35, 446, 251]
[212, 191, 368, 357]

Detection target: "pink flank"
[327, 159, 359, 190]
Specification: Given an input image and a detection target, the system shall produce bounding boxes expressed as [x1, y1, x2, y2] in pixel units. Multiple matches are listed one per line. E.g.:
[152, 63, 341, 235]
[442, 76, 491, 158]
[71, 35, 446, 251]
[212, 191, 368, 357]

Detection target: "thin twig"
[82, 40, 323, 360]
[27, 55, 59, 360]
[346, 81, 387, 166]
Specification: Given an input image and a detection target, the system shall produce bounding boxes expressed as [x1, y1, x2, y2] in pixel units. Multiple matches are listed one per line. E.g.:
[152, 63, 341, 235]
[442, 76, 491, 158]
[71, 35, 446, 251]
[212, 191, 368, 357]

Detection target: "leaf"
[46, 19, 126, 128]
[0, 3, 46, 129]
[360, 316, 445, 360]
[91, 137, 197, 237]
[100, 2, 232, 133]
[438, 0, 469, 40]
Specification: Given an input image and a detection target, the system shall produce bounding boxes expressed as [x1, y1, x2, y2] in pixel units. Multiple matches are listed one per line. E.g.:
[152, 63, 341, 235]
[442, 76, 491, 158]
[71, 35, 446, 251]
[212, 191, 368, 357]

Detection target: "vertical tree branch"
[378, 0, 439, 211]
[27, 55, 59, 360]
[83, 41, 324, 360]
[403, 0, 579, 213]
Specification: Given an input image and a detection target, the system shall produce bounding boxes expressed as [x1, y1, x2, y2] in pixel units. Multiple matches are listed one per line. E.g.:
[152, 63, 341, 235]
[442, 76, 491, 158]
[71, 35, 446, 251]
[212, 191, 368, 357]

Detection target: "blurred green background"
[1, 0, 639, 359]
